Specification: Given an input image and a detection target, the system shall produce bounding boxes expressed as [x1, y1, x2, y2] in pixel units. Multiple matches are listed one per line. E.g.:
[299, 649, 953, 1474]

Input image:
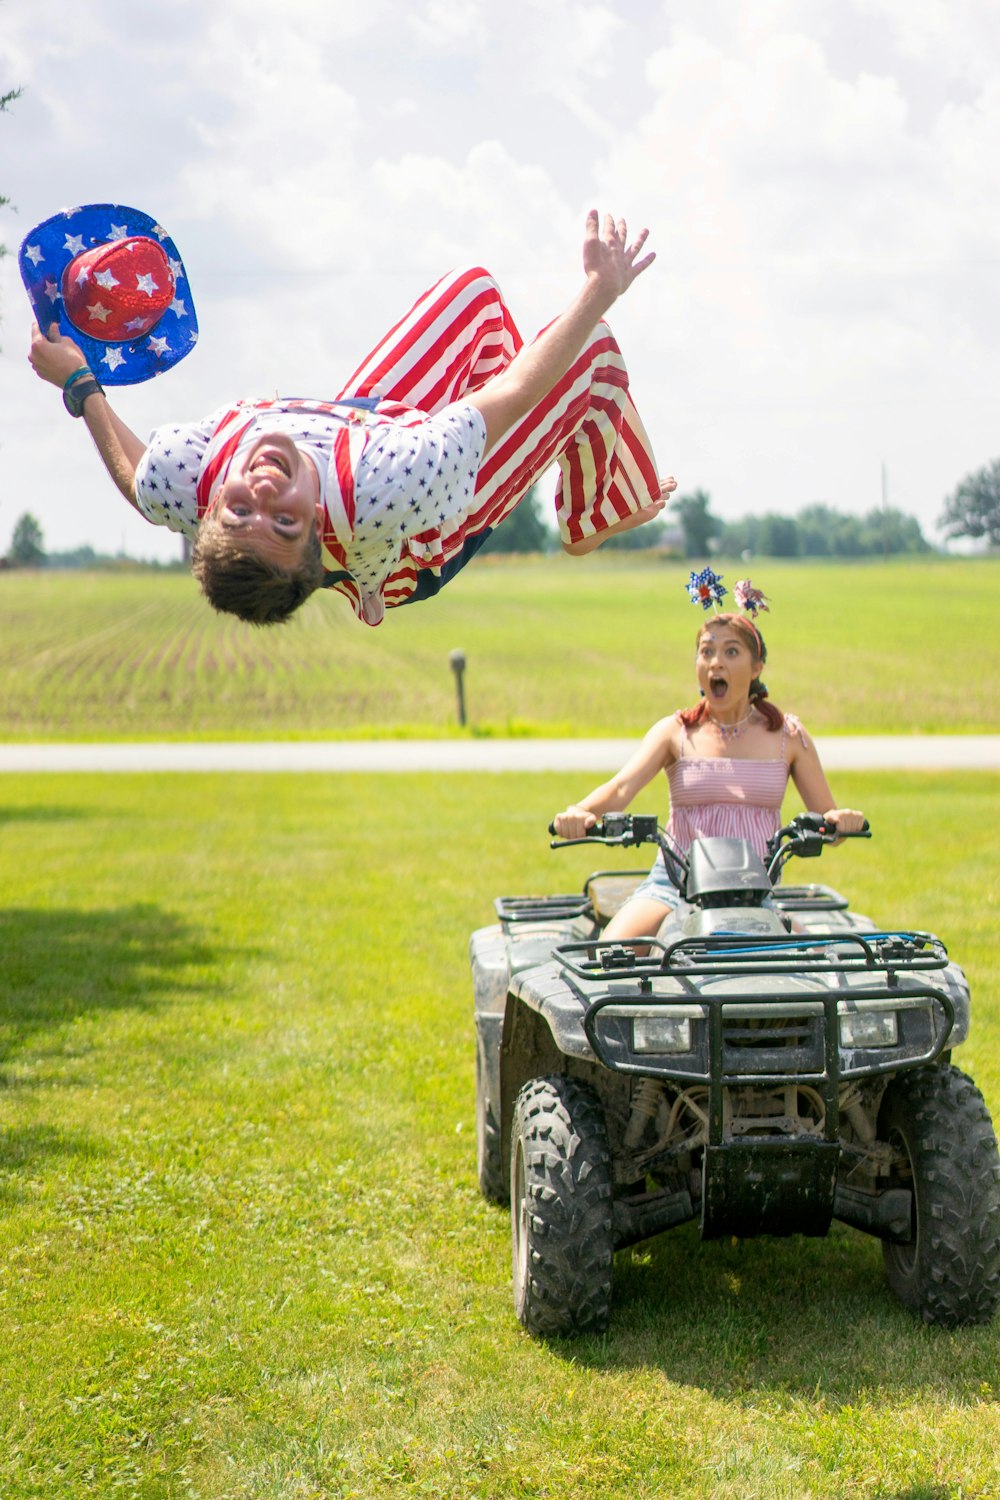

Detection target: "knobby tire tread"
[881, 1064, 1000, 1327]
[512, 1075, 614, 1337]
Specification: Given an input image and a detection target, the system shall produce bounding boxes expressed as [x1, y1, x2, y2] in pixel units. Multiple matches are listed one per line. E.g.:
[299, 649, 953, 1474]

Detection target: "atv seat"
[584, 870, 648, 926]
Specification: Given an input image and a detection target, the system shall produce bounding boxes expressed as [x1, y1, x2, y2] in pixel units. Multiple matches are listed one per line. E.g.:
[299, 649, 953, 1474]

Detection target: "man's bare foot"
[563, 475, 676, 555]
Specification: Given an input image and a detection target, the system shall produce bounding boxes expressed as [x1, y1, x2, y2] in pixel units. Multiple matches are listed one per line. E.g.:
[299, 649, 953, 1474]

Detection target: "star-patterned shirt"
[133, 397, 487, 624]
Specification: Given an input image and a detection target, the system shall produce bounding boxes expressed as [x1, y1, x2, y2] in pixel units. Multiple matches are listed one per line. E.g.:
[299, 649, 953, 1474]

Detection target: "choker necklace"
[707, 708, 755, 741]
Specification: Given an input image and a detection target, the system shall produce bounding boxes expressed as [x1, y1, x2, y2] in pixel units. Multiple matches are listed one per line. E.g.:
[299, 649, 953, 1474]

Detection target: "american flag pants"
[336, 265, 661, 605]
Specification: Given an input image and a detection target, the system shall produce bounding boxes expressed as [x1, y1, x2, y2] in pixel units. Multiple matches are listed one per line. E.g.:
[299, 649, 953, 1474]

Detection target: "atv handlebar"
[547, 813, 660, 849]
[549, 810, 869, 851]
[772, 811, 871, 843]
[548, 811, 871, 896]
[548, 812, 687, 890]
[765, 812, 870, 881]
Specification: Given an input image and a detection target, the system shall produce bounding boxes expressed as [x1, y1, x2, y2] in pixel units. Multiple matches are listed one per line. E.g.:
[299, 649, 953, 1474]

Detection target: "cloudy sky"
[1, 0, 998, 561]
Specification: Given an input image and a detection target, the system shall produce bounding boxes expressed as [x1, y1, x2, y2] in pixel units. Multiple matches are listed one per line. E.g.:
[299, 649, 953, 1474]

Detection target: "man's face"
[211, 432, 322, 567]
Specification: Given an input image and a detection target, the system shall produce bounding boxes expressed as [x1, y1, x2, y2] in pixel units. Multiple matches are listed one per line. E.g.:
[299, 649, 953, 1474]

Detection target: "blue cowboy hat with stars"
[19, 202, 198, 385]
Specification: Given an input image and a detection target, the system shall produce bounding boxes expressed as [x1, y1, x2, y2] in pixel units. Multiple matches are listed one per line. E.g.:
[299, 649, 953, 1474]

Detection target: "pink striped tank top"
[665, 715, 807, 860]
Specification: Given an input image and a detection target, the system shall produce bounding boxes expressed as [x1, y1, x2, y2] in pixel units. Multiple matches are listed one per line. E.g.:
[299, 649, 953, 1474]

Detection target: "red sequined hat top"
[61, 237, 175, 342]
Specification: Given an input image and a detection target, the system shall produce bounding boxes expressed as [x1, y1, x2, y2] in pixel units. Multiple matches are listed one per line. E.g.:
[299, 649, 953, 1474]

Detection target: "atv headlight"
[632, 1012, 692, 1055]
[839, 1010, 898, 1048]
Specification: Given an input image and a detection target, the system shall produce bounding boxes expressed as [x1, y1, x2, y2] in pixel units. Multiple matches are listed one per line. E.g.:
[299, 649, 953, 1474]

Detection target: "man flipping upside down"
[29, 211, 675, 627]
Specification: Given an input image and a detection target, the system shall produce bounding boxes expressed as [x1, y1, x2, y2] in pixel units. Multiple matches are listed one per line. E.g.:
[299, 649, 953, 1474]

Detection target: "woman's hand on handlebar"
[552, 805, 598, 840]
[824, 807, 867, 844]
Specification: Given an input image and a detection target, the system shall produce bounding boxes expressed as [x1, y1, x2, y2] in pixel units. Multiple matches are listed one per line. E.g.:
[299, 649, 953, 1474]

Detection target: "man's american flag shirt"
[133, 396, 487, 625]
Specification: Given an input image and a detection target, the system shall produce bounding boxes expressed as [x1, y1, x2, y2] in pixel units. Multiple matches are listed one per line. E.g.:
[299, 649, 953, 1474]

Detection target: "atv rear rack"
[495, 893, 592, 925]
[770, 883, 849, 912]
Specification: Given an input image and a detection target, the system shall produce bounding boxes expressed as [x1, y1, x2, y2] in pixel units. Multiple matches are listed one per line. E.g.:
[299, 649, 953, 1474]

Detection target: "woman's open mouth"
[710, 677, 728, 700]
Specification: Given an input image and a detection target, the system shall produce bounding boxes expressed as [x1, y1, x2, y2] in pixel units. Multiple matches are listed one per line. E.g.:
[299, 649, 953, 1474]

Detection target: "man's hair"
[191, 518, 326, 625]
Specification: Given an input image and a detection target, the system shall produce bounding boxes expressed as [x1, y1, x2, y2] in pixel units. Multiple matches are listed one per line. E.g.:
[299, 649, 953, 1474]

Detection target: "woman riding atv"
[552, 574, 866, 941]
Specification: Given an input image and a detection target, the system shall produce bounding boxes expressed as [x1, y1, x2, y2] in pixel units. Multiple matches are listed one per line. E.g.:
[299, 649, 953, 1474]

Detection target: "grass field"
[2, 768, 999, 1498]
[0, 555, 997, 740]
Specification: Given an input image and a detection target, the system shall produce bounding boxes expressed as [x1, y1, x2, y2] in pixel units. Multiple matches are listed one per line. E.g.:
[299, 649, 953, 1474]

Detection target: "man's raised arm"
[29, 321, 148, 511]
[467, 210, 656, 455]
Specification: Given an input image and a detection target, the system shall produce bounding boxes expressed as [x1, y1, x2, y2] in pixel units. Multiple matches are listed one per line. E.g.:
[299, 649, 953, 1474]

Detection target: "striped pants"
[336, 266, 661, 606]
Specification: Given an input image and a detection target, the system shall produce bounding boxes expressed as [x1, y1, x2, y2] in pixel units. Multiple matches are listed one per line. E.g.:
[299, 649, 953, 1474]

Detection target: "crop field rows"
[0, 556, 997, 741]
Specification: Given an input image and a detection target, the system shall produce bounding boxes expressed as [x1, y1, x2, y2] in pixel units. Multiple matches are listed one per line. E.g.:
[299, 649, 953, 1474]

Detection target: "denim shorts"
[629, 856, 682, 910]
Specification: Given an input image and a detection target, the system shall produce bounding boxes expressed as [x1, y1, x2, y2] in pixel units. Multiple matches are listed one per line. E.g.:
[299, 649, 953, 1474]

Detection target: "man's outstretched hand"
[582, 210, 655, 311]
[457, 210, 657, 456]
[29, 321, 89, 388]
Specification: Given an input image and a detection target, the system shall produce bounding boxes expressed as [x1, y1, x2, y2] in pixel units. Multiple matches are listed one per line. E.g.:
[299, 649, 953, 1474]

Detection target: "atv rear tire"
[879, 1064, 1000, 1326]
[510, 1075, 614, 1337]
[476, 1041, 507, 1204]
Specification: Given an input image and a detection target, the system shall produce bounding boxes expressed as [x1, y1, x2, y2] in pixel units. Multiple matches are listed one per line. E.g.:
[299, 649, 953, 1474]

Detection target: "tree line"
[7, 460, 999, 570]
[672, 490, 929, 559]
[475, 456, 1000, 557]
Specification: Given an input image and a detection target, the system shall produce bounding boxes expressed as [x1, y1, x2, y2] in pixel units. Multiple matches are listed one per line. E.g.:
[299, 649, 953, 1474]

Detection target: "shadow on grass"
[0, 804, 92, 826]
[0, 903, 224, 1078]
[0, 1124, 103, 1202]
[558, 1220, 1000, 1405]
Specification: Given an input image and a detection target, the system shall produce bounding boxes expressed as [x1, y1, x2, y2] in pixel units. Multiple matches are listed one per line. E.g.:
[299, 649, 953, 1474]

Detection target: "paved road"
[0, 737, 998, 772]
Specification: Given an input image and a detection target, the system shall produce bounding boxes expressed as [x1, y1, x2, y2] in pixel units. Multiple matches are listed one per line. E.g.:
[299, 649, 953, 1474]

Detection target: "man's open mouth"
[249, 450, 291, 479]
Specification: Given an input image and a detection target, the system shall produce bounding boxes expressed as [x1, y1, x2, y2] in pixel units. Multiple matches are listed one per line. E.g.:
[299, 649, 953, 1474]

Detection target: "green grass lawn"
[2, 769, 998, 1498]
[0, 555, 997, 740]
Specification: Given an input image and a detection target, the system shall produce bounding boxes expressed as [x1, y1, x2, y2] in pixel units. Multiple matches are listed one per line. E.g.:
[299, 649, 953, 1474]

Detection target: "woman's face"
[696, 623, 760, 710]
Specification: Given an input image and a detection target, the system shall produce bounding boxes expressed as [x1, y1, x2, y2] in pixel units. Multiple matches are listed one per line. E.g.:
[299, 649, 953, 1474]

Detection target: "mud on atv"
[470, 813, 1000, 1337]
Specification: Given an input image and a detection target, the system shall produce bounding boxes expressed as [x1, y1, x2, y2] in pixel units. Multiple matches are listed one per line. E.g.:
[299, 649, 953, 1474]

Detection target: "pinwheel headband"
[686, 567, 769, 658]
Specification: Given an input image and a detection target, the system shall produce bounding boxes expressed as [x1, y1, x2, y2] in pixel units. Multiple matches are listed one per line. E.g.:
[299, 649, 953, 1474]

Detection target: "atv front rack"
[555, 929, 950, 983]
[551, 931, 957, 1127]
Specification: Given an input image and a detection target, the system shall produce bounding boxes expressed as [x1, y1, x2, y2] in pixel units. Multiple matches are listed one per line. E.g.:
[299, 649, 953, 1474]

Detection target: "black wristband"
[63, 376, 105, 418]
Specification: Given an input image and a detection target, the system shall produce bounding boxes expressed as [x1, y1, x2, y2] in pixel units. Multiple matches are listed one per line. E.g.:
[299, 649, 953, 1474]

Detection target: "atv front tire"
[879, 1064, 1000, 1326]
[510, 1075, 614, 1337]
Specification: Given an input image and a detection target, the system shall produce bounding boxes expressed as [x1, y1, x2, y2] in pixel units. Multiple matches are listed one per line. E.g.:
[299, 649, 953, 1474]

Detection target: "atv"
[470, 812, 1000, 1336]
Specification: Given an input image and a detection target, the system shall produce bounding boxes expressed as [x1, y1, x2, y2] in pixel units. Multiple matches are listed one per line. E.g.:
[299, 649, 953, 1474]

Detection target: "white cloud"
[1, 0, 998, 560]
[405, 0, 490, 52]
